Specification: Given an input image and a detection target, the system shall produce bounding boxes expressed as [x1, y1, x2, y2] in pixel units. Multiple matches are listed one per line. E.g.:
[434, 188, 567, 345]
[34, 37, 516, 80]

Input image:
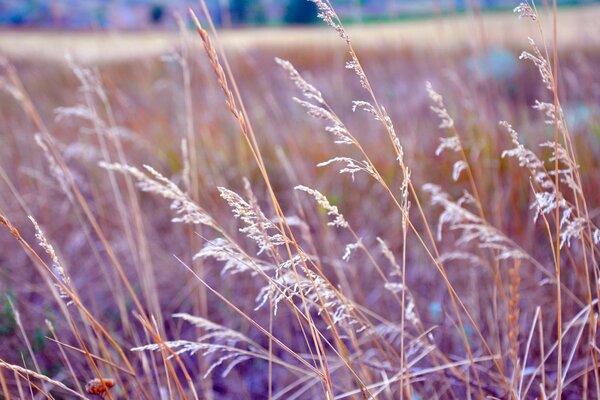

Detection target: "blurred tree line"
[1, 0, 597, 29]
[224, 0, 318, 25]
[219, 0, 599, 26]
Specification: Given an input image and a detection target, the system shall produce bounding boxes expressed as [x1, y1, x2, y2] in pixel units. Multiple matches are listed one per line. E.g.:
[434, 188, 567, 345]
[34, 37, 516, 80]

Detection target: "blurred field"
[1, 3, 600, 399]
[1, 5, 600, 62]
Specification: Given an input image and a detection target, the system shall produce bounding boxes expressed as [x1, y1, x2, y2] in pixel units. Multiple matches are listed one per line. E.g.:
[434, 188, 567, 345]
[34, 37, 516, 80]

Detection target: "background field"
[1, 5, 600, 62]
[0, 3, 599, 399]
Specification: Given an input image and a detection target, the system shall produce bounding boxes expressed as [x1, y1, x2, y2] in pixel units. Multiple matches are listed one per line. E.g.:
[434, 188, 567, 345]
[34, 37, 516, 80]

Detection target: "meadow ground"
[0, 3, 600, 399]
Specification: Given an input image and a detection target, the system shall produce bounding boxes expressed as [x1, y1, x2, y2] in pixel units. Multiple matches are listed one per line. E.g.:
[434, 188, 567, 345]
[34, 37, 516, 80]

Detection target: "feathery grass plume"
[426, 81, 455, 130]
[28, 216, 72, 303]
[292, 98, 353, 145]
[423, 184, 527, 261]
[360, 327, 434, 370]
[434, 136, 461, 157]
[287, 4, 493, 392]
[257, 268, 361, 331]
[377, 237, 423, 328]
[133, 313, 264, 379]
[275, 58, 353, 145]
[383, 284, 419, 327]
[377, 237, 398, 269]
[500, 122, 592, 248]
[521, 12, 600, 338]
[352, 100, 406, 181]
[500, 121, 546, 179]
[309, 0, 349, 43]
[514, 2, 536, 20]
[426, 82, 468, 182]
[189, 11, 239, 121]
[99, 162, 214, 227]
[450, 161, 467, 182]
[254, 256, 308, 314]
[0, 61, 25, 102]
[351, 100, 378, 117]
[54, 104, 106, 128]
[539, 141, 581, 194]
[274, 58, 323, 103]
[362, 329, 436, 383]
[279, 46, 410, 206]
[194, 237, 274, 276]
[276, 57, 384, 203]
[557, 215, 588, 249]
[66, 54, 107, 99]
[0, 359, 87, 399]
[342, 239, 362, 262]
[294, 185, 348, 228]
[317, 157, 380, 182]
[533, 100, 564, 128]
[55, 95, 137, 143]
[308, 1, 370, 93]
[191, 11, 370, 395]
[345, 60, 368, 90]
[520, 38, 554, 91]
[277, 59, 396, 193]
[500, 121, 558, 207]
[34, 134, 73, 202]
[437, 251, 485, 267]
[218, 179, 286, 254]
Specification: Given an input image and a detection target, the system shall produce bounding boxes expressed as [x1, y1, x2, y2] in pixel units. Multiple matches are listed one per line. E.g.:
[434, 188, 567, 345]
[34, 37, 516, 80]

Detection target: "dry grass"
[0, 0, 600, 398]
